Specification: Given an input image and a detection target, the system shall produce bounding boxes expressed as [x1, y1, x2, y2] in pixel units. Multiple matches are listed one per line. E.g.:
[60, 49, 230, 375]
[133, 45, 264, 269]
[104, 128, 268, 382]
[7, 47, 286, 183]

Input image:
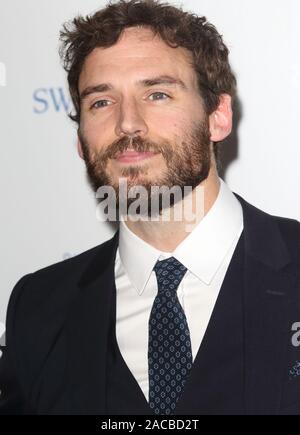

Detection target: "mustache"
[77, 128, 183, 166]
[101, 135, 171, 163]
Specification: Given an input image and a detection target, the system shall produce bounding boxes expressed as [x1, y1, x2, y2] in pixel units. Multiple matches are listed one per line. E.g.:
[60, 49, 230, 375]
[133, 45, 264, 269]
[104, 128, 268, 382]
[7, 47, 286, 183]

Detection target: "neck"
[123, 165, 220, 252]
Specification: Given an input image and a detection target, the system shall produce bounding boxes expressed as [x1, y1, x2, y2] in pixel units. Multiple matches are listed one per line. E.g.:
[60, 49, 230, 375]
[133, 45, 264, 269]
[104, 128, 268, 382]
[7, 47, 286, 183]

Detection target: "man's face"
[78, 26, 212, 213]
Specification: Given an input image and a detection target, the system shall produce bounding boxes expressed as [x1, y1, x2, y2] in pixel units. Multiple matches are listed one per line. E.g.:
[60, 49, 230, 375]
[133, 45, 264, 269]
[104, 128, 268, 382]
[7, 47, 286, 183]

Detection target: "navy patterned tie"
[148, 256, 193, 415]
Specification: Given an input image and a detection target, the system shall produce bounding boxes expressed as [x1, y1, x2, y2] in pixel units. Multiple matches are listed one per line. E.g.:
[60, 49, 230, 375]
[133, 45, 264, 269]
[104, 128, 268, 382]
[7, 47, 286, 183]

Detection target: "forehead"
[79, 26, 197, 90]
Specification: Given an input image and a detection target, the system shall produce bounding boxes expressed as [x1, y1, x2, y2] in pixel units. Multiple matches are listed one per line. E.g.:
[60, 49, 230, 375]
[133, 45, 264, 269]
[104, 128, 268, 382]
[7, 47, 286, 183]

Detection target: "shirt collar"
[118, 177, 243, 294]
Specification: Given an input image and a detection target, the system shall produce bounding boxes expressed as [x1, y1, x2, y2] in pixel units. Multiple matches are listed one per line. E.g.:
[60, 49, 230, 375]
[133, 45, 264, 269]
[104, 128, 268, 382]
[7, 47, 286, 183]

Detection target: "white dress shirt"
[114, 177, 244, 401]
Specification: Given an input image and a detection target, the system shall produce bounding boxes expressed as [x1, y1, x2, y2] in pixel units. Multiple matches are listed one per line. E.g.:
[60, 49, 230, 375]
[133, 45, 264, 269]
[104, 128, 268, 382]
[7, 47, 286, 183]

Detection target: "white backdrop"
[0, 0, 299, 327]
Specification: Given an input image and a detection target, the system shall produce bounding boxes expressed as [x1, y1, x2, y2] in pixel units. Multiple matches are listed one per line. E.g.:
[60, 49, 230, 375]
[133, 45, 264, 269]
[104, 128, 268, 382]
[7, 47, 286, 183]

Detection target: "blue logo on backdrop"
[33, 87, 72, 114]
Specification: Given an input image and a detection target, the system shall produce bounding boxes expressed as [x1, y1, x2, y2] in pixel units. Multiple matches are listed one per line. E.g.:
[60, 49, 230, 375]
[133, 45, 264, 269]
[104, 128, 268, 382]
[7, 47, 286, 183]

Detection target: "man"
[1, 0, 300, 415]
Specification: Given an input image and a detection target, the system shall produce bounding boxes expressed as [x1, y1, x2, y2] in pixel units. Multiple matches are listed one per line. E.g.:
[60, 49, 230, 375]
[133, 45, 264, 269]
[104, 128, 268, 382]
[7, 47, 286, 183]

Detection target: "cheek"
[148, 110, 189, 138]
[80, 119, 113, 151]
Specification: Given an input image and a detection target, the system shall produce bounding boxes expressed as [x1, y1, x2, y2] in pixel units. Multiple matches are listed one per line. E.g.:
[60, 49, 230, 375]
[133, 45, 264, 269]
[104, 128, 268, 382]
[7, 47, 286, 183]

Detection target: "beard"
[78, 117, 212, 218]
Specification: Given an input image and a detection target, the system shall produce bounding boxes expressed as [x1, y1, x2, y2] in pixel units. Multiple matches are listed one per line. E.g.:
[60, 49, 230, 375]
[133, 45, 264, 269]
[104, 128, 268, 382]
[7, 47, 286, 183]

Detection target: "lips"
[115, 149, 158, 163]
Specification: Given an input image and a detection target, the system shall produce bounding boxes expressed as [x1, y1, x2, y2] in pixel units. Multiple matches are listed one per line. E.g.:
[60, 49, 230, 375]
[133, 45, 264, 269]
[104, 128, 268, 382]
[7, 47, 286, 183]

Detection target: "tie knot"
[153, 256, 187, 293]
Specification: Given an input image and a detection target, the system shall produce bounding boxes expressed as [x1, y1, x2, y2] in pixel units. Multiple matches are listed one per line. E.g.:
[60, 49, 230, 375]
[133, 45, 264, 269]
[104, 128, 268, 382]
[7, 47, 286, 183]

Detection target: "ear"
[209, 94, 232, 142]
[76, 136, 84, 160]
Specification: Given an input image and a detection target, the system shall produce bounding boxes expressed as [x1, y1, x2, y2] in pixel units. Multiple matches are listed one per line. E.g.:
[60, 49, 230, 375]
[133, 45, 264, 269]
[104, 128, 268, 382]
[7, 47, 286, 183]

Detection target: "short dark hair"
[59, 0, 237, 162]
[60, 0, 236, 123]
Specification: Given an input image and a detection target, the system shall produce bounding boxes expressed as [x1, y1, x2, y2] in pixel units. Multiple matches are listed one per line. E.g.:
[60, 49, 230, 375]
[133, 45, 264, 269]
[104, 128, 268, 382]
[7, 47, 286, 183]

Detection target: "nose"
[115, 97, 148, 138]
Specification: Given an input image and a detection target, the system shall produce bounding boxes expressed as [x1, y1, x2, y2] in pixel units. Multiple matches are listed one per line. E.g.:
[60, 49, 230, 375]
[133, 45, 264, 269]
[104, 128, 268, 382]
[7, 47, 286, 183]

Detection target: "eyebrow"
[79, 75, 187, 101]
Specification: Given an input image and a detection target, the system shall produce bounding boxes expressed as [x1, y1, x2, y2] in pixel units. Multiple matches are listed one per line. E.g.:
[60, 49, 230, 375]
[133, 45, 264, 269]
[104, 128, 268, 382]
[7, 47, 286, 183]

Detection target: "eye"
[148, 92, 170, 101]
[90, 99, 113, 110]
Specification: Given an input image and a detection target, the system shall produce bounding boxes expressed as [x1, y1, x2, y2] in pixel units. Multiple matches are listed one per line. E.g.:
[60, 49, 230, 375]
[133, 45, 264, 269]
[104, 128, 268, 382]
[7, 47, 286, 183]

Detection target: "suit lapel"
[65, 230, 119, 415]
[235, 194, 295, 414]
